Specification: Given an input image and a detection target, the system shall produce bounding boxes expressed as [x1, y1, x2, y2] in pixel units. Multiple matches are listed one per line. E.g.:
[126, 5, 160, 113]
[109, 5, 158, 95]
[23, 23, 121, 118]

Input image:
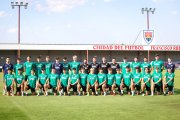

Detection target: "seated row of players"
[4, 64, 174, 96]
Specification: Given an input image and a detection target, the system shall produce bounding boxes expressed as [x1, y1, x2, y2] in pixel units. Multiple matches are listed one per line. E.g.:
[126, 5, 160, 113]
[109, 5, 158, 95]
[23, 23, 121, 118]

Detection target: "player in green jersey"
[59, 68, 69, 96]
[15, 68, 25, 96]
[62, 57, 70, 74]
[24, 56, 35, 81]
[114, 68, 123, 95]
[35, 56, 45, 77]
[120, 66, 133, 95]
[78, 68, 88, 96]
[24, 69, 37, 96]
[36, 69, 48, 96]
[4, 68, 15, 96]
[131, 57, 141, 74]
[151, 67, 162, 96]
[97, 68, 107, 96]
[87, 68, 98, 96]
[163, 68, 175, 96]
[131, 67, 142, 96]
[44, 56, 52, 75]
[151, 54, 164, 73]
[120, 57, 130, 75]
[67, 68, 79, 96]
[141, 67, 151, 96]
[106, 68, 116, 96]
[141, 57, 151, 74]
[46, 68, 60, 96]
[69, 55, 80, 74]
[14, 58, 23, 76]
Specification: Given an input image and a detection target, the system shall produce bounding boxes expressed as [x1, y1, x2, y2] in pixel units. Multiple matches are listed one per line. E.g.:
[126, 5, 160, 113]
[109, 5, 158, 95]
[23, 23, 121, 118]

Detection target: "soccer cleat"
[164, 93, 166, 96]
[86, 93, 90, 96]
[104, 92, 107, 96]
[68, 93, 70, 96]
[151, 94, 154, 96]
[142, 93, 145, 96]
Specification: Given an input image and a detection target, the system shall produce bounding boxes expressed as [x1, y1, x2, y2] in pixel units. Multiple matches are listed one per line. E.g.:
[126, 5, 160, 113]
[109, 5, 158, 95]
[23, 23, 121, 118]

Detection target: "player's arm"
[155, 76, 162, 84]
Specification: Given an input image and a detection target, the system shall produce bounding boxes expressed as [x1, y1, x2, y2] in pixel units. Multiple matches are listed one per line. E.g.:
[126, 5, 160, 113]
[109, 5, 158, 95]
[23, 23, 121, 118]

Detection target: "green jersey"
[44, 62, 52, 75]
[60, 74, 69, 87]
[141, 62, 151, 73]
[15, 74, 24, 84]
[142, 73, 151, 87]
[80, 73, 88, 87]
[27, 75, 37, 88]
[151, 60, 164, 72]
[131, 62, 141, 74]
[133, 73, 141, 86]
[35, 62, 44, 76]
[115, 73, 123, 86]
[38, 73, 48, 85]
[123, 72, 133, 86]
[62, 62, 70, 74]
[70, 74, 79, 85]
[107, 74, 115, 86]
[120, 62, 130, 74]
[152, 72, 162, 86]
[5, 74, 15, 87]
[165, 72, 175, 86]
[97, 73, 106, 85]
[24, 62, 34, 76]
[70, 61, 80, 73]
[14, 63, 23, 76]
[48, 73, 59, 87]
[87, 74, 97, 86]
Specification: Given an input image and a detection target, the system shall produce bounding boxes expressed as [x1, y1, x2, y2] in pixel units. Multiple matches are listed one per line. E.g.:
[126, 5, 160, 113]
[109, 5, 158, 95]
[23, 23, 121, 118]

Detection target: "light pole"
[142, 8, 155, 62]
[11, 1, 28, 58]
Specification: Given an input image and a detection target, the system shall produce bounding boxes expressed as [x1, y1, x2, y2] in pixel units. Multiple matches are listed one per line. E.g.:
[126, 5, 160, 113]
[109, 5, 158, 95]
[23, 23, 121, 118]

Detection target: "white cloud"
[171, 10, 178, 15]
[104, 0, 113, 3]
[0, 11, 7, 17]
[7, 27, 18, 33]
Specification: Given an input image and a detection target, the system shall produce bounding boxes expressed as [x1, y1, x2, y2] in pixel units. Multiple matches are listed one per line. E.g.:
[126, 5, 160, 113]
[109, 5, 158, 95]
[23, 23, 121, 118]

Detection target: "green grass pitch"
[0, 71, 180, 120]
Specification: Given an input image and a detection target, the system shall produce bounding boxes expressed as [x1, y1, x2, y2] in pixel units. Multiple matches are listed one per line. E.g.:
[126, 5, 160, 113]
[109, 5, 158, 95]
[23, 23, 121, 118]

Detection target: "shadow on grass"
[174, 88, 180, 95]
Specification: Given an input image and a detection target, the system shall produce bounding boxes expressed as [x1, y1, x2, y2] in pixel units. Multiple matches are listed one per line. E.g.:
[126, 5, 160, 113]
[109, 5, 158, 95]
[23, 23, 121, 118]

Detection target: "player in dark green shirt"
[120, 57, 130, 75]
[131, 67, 142, 96]
[115, 68, 123, 95]
[163, 68, 175, 96]
[87, 68, 98, 96]
[67, 68, 79, 96]
[4, 68, 15, 96]
[44, 56, 52, 75]
[97, 68, 107, 95]
[14, 58, 23, 76]
[24, 56, 35, 81]
[151, 67, 162, 96]
[151, 54, 164, 73]
[60, 68, 69, 96]
[120, 66, 133, 95]
[36, 69, 48, 96]
[69, 55, 80, 74]
[15, 68, 25, 96]
[141, 57, 151, 74]
[141, 67, 151, 96]
[79, 68, 88, 96]
[46, 68, 60, 96]
[24, 69, 37, 96]
[35, 56, 45, 77]
[130, 57, 141, 74]
[62, 57, 70, 74]
[106, 68, 116, 96]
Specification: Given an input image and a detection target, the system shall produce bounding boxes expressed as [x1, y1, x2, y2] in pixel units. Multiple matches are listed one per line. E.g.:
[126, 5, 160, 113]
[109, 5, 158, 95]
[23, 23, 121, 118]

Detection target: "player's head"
[134, 57, 138, 62]
[116, 68, 120, 73]
[92, 56, 97, 63]
[63, 57, 67, 62]
[123, 57, 127, 62]
[73, 55, 77, 61]
[108, 68, 112, 74]
[62, 68, 67, 74]
[83, 58, 87, 64]
[99, 68, 103, 73]
[6, 57, 10, 63]
[112, 58, 116, 63]
[126, 66, 130, 72]
[46, 56, 50, 62]
[52, 68, 56, 74]
[81, 68, 85, 73]
[27, 56, 31, 61]
[55, 57, 60, 63]
[144, 57, 148, 62]
[135, 67, 140, 73]
[17, 58, 21, 63]
[102, 57, 106, 63]
[155, 54, 159, 60]
[168, 58, 172, 63]
[90, 68, 94, 74]
[155, 67, 159, 71]
[7, 68, 12, 74]
[31, 69, 35, 75]
[145, 67, 149, 73]
[37, 56, 41, 62]
[72, 68, 76, 74]
[167, 68, 172, 73]
[18, 68, 22, 74]
[41, 68, 45, 73]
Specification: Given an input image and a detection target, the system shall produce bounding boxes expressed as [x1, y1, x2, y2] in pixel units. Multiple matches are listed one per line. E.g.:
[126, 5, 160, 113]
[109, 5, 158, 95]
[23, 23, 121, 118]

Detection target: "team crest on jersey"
[143, 30, 154, 44]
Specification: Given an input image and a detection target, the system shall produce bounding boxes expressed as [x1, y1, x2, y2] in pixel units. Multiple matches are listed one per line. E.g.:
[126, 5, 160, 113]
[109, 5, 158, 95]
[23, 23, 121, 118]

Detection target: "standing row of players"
[2, 54, 175, 96]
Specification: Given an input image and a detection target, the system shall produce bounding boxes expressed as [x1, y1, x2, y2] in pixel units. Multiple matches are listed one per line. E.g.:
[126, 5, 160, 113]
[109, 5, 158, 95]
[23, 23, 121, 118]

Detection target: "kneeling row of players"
[4, 66, 174, 96]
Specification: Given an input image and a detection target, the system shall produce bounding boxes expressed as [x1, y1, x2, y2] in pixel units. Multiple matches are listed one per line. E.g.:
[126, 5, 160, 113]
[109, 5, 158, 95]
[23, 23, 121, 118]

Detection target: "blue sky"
[0, 0, 179, 45]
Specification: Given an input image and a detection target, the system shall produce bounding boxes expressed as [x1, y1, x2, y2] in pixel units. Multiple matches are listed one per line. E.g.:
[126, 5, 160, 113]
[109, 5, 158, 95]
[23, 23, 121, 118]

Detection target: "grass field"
[0, 71, 180, 120]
